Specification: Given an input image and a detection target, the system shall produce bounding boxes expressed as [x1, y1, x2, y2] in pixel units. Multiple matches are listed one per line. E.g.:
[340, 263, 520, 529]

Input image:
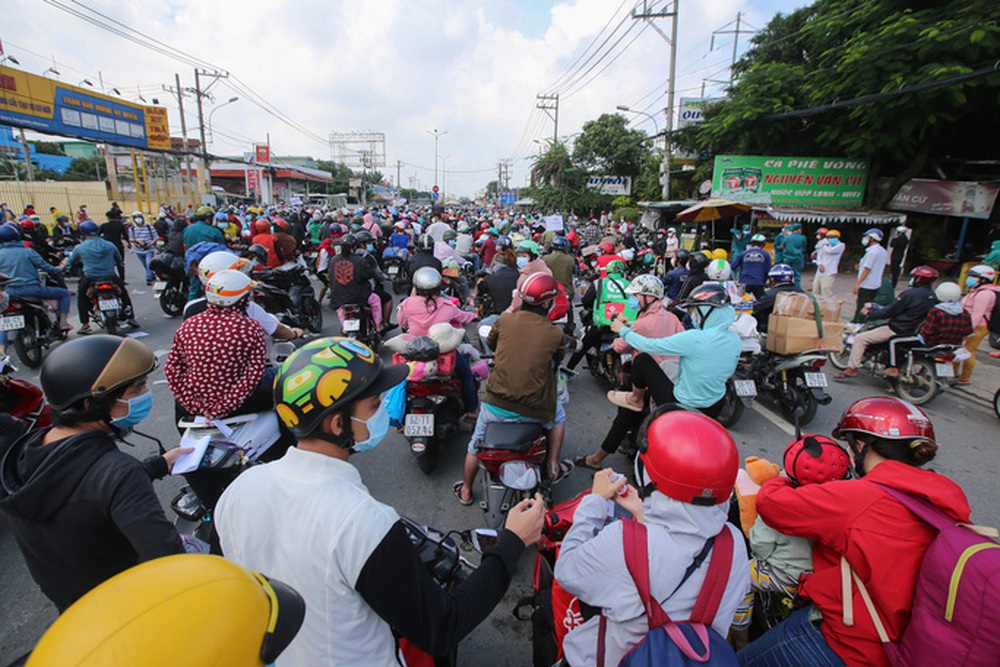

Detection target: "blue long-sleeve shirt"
[66, 237, 122, 279]
[620, 305, 741, 408]
[731, 247, 772, 286]
[0, 242, 61, 287]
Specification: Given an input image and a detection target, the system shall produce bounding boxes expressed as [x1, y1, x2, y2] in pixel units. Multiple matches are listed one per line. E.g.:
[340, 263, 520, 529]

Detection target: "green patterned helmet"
[606, 259, 627, 276]
[273, 337, 408, 438]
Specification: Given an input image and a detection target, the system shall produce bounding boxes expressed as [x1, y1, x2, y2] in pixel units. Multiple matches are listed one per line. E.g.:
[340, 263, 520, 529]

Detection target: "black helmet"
[340, 234, 358, 252]
[246, 244, 268, 264]
[354, 229, 374, 244]
[417, 233, 434, 252]
[680, 283, 731, 330]
[273, 338, 408, 447]
[674, 248, 690, 266]
[687, 252, 710, 272]
[41, 335, 155, 421]
[496, 235, 513, 250]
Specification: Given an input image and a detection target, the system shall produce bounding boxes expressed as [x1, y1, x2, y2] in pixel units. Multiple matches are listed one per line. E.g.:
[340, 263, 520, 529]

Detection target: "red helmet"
[599, 241, 614, 254]
[518, 272, 559, 307]
[832, 396, 935, 444]
[816, 227, 829, 236]
[253, 219, 271, 235]
[18, 218, 35, 231]
[909, 265, 939, 286]
[783, 434, 851, 487]
[638, 410, 738, 505]
[273, 218, 289, 231]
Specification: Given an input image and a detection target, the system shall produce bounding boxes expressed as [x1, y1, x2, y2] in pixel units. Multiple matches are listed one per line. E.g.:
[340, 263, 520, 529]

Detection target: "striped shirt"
[128, 223, 158, 249]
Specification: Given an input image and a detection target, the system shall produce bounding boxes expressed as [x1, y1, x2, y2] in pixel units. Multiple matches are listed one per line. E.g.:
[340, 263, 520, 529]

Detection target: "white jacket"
[554, 493, 750, 667]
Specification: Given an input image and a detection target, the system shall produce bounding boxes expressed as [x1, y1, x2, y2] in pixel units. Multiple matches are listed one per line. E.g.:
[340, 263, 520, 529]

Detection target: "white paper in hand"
[170, 434, 211, 475]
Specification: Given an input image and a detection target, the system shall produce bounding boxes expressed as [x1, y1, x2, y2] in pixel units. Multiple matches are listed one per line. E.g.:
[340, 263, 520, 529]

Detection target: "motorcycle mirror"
[469, 528, 499, 553]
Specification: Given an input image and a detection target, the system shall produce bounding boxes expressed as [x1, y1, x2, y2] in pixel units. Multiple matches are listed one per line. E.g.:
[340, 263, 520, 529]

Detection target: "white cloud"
[6, 0, 806, 197]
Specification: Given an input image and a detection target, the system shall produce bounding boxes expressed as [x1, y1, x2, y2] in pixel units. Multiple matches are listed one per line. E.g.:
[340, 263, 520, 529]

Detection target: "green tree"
[573, 113, 651, 178]
[675, 0, 1000, 207]
[315, 160, 354, 194]
[62, 156, 106, 181]
[30, 141, 66, 156]
[526, 141, 602, 212]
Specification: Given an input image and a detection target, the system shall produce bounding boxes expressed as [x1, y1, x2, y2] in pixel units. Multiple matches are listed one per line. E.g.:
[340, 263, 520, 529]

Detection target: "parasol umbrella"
[673, 198, 752, 223]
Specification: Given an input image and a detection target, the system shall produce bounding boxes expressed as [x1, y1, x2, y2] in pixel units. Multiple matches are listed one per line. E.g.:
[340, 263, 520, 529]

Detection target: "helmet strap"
[845, 433, 868, 478]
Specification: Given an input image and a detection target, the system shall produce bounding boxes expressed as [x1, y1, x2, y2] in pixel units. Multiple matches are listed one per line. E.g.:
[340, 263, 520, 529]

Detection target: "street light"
[207, 96, 239, 145]
[0, 55, 20, 66]
[43, 67, 61, 78]
[616, 105, 661, 149]
[426, 128, 448, 194]
[79, 79, 94, 87]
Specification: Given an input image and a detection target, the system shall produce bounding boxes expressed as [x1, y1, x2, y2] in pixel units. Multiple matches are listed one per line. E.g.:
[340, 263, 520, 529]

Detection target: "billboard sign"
[711, 155, 868, 207]
[586, 176, 632, 196]
[0, 65, 170, 151]
[254, 144, 270, 164]
[246, 168, 259, 195]
[677, 97, 725, 128]
[500, 190, 516, 205]
[885, 178, 999, 220]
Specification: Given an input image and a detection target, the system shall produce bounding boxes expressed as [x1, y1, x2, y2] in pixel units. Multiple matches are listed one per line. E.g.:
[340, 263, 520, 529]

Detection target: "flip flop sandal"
[452, 481, 473, 506]
[548, 459, 575, 484]
[573, 455, 602, 472]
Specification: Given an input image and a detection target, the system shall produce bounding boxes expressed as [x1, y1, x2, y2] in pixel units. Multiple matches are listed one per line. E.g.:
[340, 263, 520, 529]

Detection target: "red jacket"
[757, 462, 971, 667]
[251, 233, 282, 268]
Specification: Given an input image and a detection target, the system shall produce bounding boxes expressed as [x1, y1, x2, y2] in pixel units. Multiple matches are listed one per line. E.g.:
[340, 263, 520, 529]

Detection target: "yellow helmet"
[28, 555, 304, 667]
[825, 229, 841, 238]
[711, 248, 728, 261]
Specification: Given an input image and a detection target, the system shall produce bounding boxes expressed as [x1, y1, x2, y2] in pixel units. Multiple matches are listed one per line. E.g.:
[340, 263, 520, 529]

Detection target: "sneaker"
[77, 323, 92, 335]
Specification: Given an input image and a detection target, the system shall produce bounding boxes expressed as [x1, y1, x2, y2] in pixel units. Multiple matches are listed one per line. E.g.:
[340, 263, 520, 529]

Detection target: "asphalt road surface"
[1, 256, 997, 665]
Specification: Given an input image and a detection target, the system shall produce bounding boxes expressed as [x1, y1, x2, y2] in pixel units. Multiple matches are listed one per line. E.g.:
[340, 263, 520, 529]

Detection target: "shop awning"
[752, 205, 906, 226]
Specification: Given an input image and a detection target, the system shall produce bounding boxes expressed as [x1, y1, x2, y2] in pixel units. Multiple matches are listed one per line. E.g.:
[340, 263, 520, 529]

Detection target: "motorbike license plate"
[935, 363, 954, 378]
[343, 318, 360, 333]
[98, 298, 120, 312]
[404, 413, 434, 437]
[388, 265, 399, 276]
[734, 379, 757, 397]
[0, 315, 24, 331]
[152, 281, 167, 293]
[804, 372, 828, 388]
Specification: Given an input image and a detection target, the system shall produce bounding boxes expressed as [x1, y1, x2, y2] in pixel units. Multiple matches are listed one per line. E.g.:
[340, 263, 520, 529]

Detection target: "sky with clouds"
[7, 0, 810, 198]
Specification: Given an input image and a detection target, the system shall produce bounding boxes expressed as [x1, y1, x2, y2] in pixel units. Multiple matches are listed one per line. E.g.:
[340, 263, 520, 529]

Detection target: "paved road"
[1, 256, 998, 665]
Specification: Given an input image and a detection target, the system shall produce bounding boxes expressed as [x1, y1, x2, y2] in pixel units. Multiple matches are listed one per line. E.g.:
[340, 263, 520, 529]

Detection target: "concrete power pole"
[536, 94, 559, 143]
[632, 0, 679, 201]
[711, 13, 755, 86]
[190, 69, 229, 198]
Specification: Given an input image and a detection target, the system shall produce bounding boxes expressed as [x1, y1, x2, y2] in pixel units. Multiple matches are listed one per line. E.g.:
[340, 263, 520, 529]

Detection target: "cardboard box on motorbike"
[766, 292, 845, 354]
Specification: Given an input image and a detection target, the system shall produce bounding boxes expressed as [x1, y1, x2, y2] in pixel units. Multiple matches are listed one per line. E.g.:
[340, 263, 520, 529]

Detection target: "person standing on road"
[100, 211, 129, 283]
[955, 264, 1000, 384]
[852, 228, 889, 323]
[889, 225, 910, 287]
[65, 221, 139, 333]
[0, 336, 190, 612]
[216, 337, 545, 666]
[813, 229, 845, 298]
[128, 212, 158, 285]
[782, 223, 807, 288]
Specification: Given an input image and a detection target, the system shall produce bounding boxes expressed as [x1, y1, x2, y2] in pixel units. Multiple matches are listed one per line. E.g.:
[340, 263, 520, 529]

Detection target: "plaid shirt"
[581, 224, 601, 246]
[919, 306, 973, 346]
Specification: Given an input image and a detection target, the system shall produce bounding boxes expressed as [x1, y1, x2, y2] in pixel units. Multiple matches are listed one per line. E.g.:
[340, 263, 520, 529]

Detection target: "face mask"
[516, 256, 529, 269]
[909, 278, 917, 287]
[627, 296, 641, 312]
[110, 391, 153, 431]
[448, 240, 456, 247]
[827, 237, 838, 246]
[966, 276, 979, 288]
[351, 400, 389, 452]
[367, 244, 374, 252]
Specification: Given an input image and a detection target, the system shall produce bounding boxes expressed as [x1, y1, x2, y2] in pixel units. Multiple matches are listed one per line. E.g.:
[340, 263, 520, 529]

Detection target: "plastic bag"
[385, 381, 406, 428]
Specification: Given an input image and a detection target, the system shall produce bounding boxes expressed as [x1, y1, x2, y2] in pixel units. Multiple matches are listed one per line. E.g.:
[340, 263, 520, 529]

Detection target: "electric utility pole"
[710, 12, 756, 86]
[189, 69, 229, 197]
[536, 94, 559, 143]
[162, 75, 196, 197]
[632, 0, 678, 201]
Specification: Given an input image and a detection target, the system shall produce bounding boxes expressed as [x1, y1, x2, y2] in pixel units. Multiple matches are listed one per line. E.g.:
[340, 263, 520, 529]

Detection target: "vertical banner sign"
[711, 155, 869, 207]
[0, 64, 170, 150]
[255, 144, 270, 164]
[246, 168, 259, 195]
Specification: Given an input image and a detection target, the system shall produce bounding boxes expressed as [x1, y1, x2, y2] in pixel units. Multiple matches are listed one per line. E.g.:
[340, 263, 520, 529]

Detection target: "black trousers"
[567, 324, 609, 370]
[599, 353, 725, 454]
[78, 275, 134, 324]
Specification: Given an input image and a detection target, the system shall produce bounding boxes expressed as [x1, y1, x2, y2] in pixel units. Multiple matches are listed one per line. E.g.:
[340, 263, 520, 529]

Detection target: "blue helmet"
[550, 236, 567, 250]
[0, 223, 20, 243]
[863, 228, 884, 242]
[768, 263, 794, 284]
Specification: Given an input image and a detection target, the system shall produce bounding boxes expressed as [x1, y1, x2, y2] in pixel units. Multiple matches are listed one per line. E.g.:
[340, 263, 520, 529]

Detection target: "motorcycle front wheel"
[827, 345, 851, 370]
[895, 358, 938, 405]
[13, 313, 44, 369]
[160, 284, 185, 317]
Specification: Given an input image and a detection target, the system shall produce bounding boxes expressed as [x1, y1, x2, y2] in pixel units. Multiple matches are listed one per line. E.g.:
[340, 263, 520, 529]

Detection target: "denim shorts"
[468, 401, 566, 454]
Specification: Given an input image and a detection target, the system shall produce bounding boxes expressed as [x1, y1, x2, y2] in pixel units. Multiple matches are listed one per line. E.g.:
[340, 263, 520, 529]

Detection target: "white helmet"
[198, 251, 252, 284]
[625, 274, 664, 300]
[934, 282, 962, 303]
[705, 259, 732, 281]
[205, 270, 254, 307]
[968, 264, 997, 283]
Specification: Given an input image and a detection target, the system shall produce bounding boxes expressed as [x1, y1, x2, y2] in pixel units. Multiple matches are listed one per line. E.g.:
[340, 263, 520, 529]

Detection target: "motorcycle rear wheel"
[779, 379, 818, 427]
[303, 296, 323, 333]
[415, 441, 438, 474]
[895, 358, 938, 405]
[828, 345, 851, 370]
[160, 284, 185, 317]
[993, 387, 1000, 420]
[102, 310, 120, 336]
[714, 381, 745, 428]
[13, 313, 44, 369]
[990, 331, 1000, 350]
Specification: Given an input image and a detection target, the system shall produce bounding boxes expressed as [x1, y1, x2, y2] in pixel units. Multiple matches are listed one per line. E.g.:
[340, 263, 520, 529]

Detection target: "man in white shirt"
[216, 338, 545, 666]
[813, 229, 845, 297]
[852, 228, 889, 322]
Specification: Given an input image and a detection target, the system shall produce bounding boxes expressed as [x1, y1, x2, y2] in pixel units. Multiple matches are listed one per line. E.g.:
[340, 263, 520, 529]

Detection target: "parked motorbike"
[253, 264, 323, 333]
[339, 302, 380, 350]
[734, 348, 832, 426]
[149, 251, 189, 317]
[828, 325, 958, 405]
[2, 283, 67, 369]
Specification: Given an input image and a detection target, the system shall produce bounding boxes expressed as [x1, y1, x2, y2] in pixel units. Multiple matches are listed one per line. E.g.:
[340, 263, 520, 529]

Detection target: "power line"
[541, 0, 634, 95]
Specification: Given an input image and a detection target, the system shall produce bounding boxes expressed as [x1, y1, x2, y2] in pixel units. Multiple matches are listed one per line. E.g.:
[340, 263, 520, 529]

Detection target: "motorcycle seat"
[479, 422, 544, 452]
[908, 344, 956, 355]
[14, 296, 43, 304]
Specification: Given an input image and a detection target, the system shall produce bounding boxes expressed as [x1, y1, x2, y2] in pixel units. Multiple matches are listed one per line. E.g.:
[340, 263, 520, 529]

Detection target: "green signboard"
[711, 155, 869, 207]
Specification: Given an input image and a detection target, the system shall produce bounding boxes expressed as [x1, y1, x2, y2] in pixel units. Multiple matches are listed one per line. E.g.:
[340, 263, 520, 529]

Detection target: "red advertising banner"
[245, 167, 259, 195]
[887, 178, 999, 220]
[254, 144, 269, 164]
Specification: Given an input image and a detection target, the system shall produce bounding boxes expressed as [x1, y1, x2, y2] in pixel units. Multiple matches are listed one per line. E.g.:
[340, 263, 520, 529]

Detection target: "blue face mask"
[448, 240, 456, 247]
[827, 237, 838, 246]
[516, 256, 529, 269]
[351, 400, 389, 452]
[627, 296, 641, 312]
[966, 276, 979, 288]
[110, 391, 153, 431]
[367, 244, 374, 252]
